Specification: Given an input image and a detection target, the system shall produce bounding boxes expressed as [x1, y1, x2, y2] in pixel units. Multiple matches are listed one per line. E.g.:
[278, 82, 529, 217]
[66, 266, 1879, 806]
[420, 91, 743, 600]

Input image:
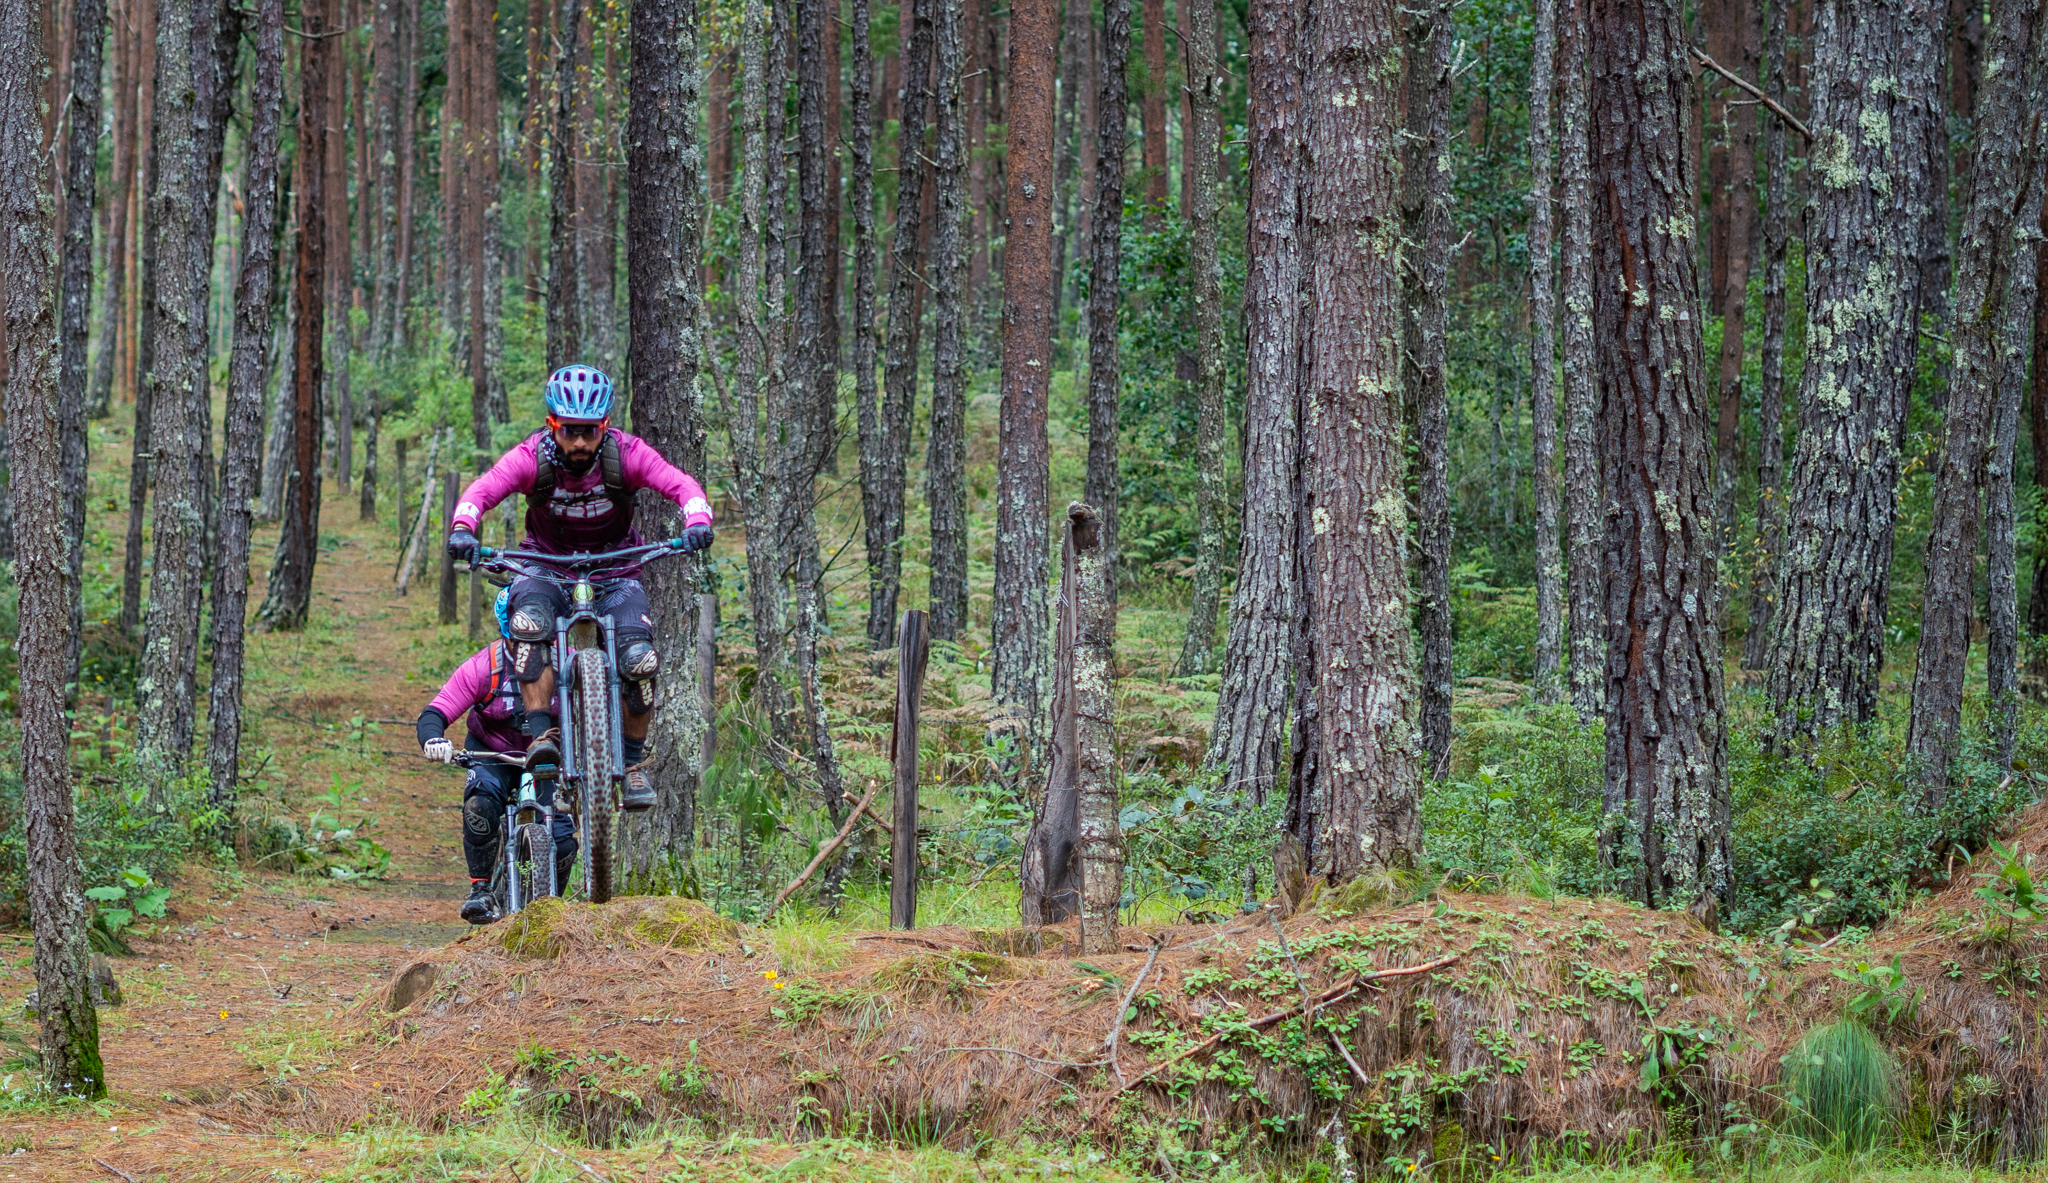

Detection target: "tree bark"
[872, 0, 931, 647]
[547, 0, 582, 368]
[1560, 0, 1603, 723]
[467, 0, 502, 445]
[1139, 0, 1165, 208]
[848, 0, 882, 650]
[135, 0, 215, 772]
[1068, 504, 1119, 953]
[623, 0, 708, 890]
[258, 0, 329, 633]
[1051, 0, 1087, 323]
[87, 0, 138, 420]
[796, 0, 837, 482]
[1908, 0, 2048, 795]
[118, 128, 155, 637]
[1985, 245, 2034, 767]
[327, 0, 351, 491]
[1742, 0, 1793, 671]
[370, 0, 399, 358]
[1403, 0, 1453, 779]
[1589, 0, 1728, 907]
[58, 0, 104, 692]
[206, 0, 281, 819]
[4, 0, 103, 1100]
[2030, 179, 2048, 683]
[1172, 0, 1226, 678]
[1707, 0, 1759, 610]
[992, 0, 1056, 780]
[926, 0, 970, 641]
[1528, 0, 1562, 701]
[1764, 0, 1942, 743]
[1298, 0, 1417, 881]
[1080, 0, 1126, 609]
[1210, 0, 1299, 803]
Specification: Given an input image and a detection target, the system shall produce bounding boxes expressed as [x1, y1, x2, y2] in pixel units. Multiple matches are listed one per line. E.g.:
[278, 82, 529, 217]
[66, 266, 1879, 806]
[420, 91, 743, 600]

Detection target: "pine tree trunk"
[1708, 0, 1759, 610]
[206, 0, 282, 818]
[1172, 0, 1226, 678]
[4, 0, 102, 1095]
[1765, 0, 1941, 743]
[135, 0, 214, 772]
[393, 0, 418, 350]
[1528, 0, 1562, 701]
[1742, 0, 1793, 671]
[327, 0, 351, 491]
[1403, 0, 1454, 779]
[1559, 0, 1603, 723]
[1068, 503, 1119, 953]
[992, 0, 1056, 781]
[258, 0, 330, 633]
[547, 0, 581, 368]
[58, 0, 103, 691]
[1589, 0, 1728, 907]
[1299, 0, 1418, 881]
[870, 0, 932, 648]
[1051, 0, 1087, 324]
[257, 245, 295, 522]
[2029, 192, 2048, 683]
[1908, 0, 2048, 795]
[850, 0, 882, 647]
[87, 0, 137, 420]
[370, 0, 399, 358]
[796, 0, 836, 471]
[1139, 0, 1165, 208]
[117, 124, 156, 637]
[1210, 0, 1298, 803]
[1985, 252, 2033, 767]
[1080, 0, 1126, 606]
[359, 394, 377, 519]
[927, 0, 970, 642]
[624, 0, 707, 890]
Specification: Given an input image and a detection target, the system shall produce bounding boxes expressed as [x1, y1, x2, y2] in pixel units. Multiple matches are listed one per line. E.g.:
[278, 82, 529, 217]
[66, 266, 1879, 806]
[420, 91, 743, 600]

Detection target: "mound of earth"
[199, 836, 2048, 1164]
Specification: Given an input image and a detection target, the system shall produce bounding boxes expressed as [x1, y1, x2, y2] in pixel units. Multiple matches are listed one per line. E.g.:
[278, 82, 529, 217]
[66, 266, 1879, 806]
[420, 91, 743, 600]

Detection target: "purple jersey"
[452, 428, 713, 555]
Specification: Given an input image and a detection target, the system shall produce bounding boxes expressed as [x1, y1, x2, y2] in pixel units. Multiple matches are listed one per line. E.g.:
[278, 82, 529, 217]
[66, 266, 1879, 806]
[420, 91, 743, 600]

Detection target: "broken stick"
[760, 782, 881, 922]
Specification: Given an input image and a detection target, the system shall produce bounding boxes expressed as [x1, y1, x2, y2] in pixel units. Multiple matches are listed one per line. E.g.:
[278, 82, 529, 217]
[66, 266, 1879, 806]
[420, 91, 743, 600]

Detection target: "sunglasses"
[548, 416, 608, 442]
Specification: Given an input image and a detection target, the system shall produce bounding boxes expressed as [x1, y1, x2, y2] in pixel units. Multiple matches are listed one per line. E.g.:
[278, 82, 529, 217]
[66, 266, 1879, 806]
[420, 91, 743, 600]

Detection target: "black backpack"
[527, 430, 629, 514]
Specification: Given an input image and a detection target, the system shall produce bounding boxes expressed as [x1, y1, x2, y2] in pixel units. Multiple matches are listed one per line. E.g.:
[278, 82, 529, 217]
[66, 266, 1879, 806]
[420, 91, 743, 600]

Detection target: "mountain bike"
[466, 538, 693, 903]
[449, 749, 562, 916]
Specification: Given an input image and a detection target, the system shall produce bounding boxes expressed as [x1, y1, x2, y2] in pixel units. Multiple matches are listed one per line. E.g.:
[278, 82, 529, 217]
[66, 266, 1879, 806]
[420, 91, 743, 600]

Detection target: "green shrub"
[1424, 704, 1612, 897]
[0, 735, 224, 925]
[1779, 1019, 1899, 1149]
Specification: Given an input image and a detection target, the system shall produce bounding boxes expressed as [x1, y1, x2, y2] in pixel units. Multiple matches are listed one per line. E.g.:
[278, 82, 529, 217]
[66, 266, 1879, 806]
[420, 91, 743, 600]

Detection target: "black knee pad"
[462, 775, 506, 843]
[619, 638, 658, 713]
[507, 600, 554, 681]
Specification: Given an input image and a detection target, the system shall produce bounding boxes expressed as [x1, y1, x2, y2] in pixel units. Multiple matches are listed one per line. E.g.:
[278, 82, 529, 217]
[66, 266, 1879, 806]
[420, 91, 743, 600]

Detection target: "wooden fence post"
[439, 468, 459, 624]
[393, 437, 409, 551]
[698, 591, 719, 769]
[1069, 503, 1120, 954]
[1020, 513, 1082, 926]
[891, 608, 932, 928]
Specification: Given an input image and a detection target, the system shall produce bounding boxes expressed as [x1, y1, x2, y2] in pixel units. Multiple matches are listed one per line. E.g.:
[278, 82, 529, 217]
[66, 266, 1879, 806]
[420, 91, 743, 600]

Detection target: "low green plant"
[1779, 1019, 1900, 1150]
[1971, 840, 2045, 944]
[1832, 957, 1921, 1031]
[84, 865, 171, 955]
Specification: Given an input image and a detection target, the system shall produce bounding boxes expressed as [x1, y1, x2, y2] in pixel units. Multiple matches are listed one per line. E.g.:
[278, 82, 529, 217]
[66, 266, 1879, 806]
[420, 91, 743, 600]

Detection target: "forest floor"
[6, 421, 2048, 1182]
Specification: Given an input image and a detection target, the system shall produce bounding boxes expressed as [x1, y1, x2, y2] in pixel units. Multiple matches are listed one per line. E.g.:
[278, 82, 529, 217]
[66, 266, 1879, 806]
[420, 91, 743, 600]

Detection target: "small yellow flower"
[773, 982, 787, 990]
[762, 970, 778, 981]
[219, 1011, 228, 1020]
[1407, 1165, 1417, 1173]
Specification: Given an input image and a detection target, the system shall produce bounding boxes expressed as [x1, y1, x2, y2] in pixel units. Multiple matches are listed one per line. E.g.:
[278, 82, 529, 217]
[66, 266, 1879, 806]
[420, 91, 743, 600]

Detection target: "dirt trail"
[0, 467, 490, 1180]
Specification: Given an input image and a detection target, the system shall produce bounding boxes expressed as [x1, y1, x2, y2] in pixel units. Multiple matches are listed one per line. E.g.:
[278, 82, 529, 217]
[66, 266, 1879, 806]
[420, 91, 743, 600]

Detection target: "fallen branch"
[93, 1159, 140, 1183]
[1105, 935, 1169, 1086]
[852, 933, 951, 950]
[1690, 47, 1811, 141]
[760, 782, 881, 922]
[1096, 954, 1461, 1110]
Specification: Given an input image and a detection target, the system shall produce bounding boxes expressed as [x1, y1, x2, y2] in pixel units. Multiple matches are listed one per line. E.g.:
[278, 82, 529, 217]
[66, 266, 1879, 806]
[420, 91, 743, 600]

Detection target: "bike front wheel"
[572, 646, 618, 903]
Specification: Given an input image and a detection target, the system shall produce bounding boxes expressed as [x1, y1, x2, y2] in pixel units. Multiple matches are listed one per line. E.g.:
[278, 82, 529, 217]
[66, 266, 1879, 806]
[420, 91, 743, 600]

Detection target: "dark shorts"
[506, 577, 653, 679]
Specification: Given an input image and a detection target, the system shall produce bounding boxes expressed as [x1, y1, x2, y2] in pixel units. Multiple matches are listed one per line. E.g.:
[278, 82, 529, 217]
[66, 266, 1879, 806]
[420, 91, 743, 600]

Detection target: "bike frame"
[467, 538, 690, 899]
[451, 750, 558, 915]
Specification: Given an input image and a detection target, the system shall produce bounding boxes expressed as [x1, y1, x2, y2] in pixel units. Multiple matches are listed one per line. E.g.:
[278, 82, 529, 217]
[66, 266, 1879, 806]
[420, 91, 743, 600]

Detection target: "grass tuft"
[1779, 1018, 1900, 1150]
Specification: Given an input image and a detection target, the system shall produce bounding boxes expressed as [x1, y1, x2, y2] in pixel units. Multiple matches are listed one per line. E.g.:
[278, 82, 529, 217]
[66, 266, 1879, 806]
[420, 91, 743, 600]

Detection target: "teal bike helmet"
[494, 587, 513, 639]
[544, 364, 614, 421]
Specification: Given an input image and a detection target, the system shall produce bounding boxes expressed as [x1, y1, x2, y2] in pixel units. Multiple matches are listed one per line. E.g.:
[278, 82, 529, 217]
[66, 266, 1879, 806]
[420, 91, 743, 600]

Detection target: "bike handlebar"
[466, 538, 694, 581]
[452, 749, 529, 769]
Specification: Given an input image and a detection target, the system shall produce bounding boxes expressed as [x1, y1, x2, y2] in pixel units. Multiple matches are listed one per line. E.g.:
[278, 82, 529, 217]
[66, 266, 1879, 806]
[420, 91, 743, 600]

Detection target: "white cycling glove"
[423, 738, 456, 764]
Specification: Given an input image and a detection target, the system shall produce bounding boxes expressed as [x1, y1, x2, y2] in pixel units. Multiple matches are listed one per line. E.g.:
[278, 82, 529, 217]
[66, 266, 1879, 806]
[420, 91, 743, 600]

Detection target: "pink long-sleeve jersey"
[427, 641, 525, 753]
[452, 428, 713, 555]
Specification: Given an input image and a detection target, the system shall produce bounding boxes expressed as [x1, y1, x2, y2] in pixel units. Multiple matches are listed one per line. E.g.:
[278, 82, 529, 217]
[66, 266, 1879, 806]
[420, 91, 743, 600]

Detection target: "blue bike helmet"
[544, 364, 614, 421]
[494, 587, 513, 639]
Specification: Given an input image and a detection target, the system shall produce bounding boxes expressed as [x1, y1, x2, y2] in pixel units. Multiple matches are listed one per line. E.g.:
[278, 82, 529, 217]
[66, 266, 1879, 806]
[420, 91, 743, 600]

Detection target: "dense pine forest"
[3, 0, 2048, 1176]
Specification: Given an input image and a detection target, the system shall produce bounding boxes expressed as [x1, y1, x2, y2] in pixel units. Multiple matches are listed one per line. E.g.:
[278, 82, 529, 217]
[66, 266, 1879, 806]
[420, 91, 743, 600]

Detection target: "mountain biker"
[419, 589, 578, 925]
[445, 364, 714, 814]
